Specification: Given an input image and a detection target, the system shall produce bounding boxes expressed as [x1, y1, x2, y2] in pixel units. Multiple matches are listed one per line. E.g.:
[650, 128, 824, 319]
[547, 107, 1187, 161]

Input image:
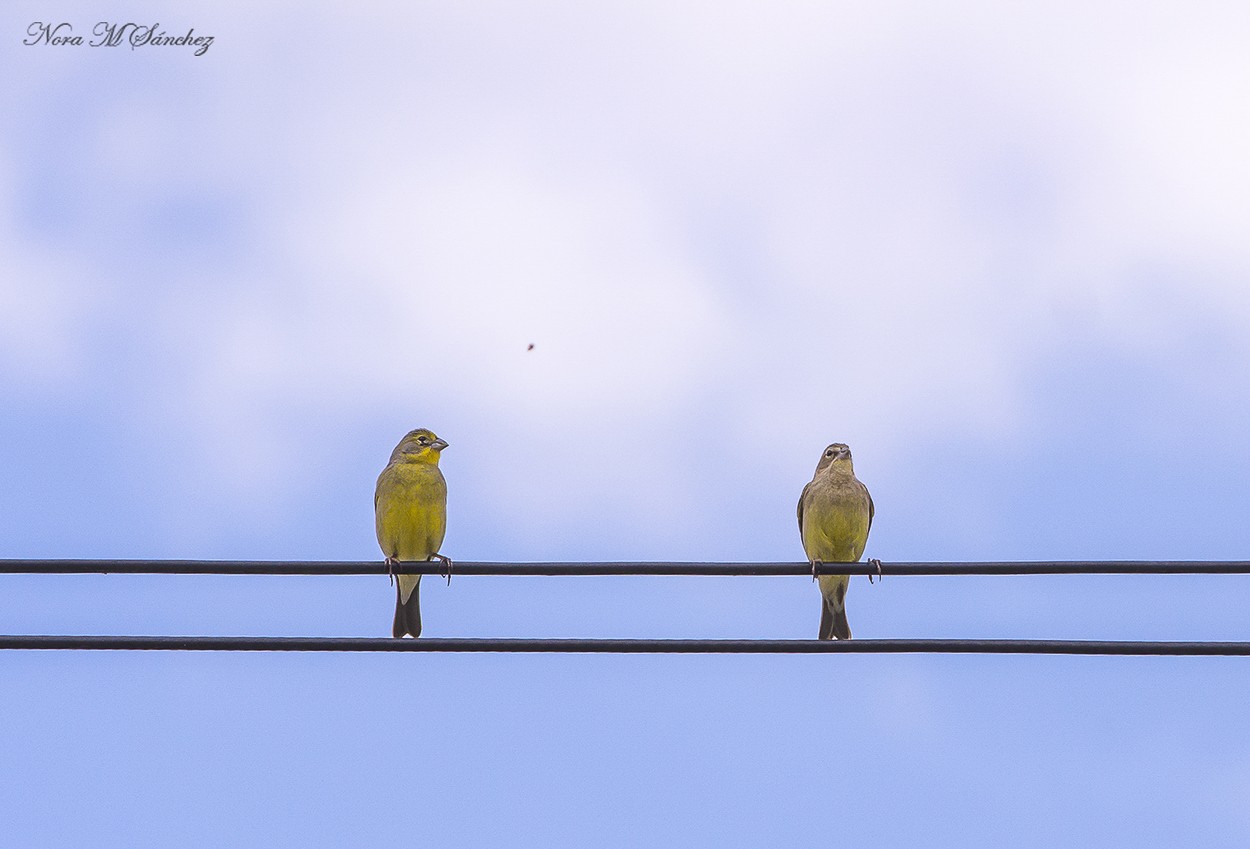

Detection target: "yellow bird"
[374, 428, 450, 638]
[797, 442, 874, 640]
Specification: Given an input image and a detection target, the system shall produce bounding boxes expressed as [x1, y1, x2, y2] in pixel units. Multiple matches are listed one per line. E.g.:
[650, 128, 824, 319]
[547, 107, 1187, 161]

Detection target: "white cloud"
[303, 154, 734, 418]
[0, 156, 98, 386]
[5, 2, 1250, 544]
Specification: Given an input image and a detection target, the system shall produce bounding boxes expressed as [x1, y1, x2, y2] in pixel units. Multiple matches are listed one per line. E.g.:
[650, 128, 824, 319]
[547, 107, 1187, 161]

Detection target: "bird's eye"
[825, 449, 835, 457]
[417, 436, 429, 445]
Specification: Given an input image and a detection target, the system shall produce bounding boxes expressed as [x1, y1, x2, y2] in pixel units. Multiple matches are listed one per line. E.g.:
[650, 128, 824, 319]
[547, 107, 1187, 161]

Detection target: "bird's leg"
[810, 559, 823, 582]
[385, 555, 400, 588]
[868, 558, 883, 584]
[432, 553, 454, 586]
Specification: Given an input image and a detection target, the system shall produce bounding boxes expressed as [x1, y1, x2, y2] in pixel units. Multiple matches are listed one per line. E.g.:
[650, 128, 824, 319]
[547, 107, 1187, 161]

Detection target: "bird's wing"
[797, 481, 811, 532]
[867, 485, 875, 534]
[373, 463, 393, 514]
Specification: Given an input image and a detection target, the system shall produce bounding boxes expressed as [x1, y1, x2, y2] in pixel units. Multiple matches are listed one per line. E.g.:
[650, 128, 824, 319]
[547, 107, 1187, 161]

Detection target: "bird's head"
[390, 428, 449, 465]
[814, 442, 854, 476]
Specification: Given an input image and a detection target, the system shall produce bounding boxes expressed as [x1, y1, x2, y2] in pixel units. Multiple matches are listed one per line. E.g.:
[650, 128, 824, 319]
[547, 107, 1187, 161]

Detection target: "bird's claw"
[385, 556, 399, 587]
[867, 558, 883, 584]
[810, 559, 822, 582]
[433, 553, 454, 586]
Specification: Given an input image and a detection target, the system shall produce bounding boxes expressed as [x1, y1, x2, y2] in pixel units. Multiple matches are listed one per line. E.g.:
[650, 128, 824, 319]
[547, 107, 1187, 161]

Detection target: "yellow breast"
[800, 483, 871, 563]
[374, 462, 448, 562]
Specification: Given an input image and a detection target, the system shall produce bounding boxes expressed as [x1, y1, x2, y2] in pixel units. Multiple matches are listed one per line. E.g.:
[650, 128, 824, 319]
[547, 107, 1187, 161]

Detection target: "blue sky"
[3, 2, 1250, 846]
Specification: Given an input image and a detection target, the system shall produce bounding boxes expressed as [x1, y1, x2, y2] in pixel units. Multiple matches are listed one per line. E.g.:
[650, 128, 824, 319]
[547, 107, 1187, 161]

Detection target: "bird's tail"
[817, 576, 852, 640]
[392, 574, 422, 638]
[818, 601, 852, 641]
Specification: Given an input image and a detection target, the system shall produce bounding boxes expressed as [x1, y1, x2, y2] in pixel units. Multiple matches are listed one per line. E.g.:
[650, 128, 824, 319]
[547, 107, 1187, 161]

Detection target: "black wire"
[5, 561, 1246, 653]
[3, 560, 1250, 576]
[2, 636, 1249, 654]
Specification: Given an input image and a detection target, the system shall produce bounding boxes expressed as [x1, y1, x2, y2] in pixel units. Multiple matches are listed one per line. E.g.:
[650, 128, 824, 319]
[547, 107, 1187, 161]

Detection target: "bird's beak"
[432, 438, 449, 451]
